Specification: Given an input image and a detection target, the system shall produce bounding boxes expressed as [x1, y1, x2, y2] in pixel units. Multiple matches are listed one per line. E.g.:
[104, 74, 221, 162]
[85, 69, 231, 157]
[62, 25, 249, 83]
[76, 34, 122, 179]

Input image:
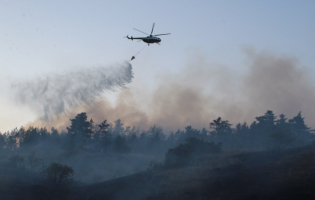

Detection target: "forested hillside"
[0, 110, 314, 199]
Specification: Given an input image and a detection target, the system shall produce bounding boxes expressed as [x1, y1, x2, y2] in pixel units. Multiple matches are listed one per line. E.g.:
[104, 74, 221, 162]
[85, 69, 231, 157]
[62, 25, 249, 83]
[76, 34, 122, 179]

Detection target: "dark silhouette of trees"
[149, 125, 165, 142]
[128, 128, 138, 143]
[269, 129, 295, 150]
[266, 113, 294, 149]
[39, 127, 49, 143]
[249, 121, 257, 132]
[289, 111, 313, 144]
[167, 132, 175, 144]
[183, 126, 208, 140]
[235, 122, 251, 148]
[66, 112, 93, 149]
[210, 117, 232, 134]
[50, 127, 61, 146]
[4, 128, 18, 150]
[256, 110, 277, 130]
[236, 122, 249, 135]
[20, 126, 40, 147]
[185, 126, 200, 138]
[0, 110, 313, 156]
[93, 120, 111, 151]
[210, 117, 233, 148]
[276, 114, 287, 126]
[0, 133, 5, 150]
[113, 134, 130, 153]
[113, 119, 124, 136]
[247, 110, 277, 148]
[289, 111, 310, 132]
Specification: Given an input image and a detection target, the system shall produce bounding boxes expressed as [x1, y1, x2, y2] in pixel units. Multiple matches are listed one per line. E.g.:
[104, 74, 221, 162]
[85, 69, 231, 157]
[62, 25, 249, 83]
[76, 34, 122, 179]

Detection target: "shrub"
[165, 137, 222, 167]
[41, 162, 74, 187]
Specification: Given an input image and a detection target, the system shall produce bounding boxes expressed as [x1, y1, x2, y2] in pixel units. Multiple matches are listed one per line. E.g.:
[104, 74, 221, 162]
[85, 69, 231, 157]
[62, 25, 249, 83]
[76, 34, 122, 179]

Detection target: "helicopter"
[126, 23, 170, 46]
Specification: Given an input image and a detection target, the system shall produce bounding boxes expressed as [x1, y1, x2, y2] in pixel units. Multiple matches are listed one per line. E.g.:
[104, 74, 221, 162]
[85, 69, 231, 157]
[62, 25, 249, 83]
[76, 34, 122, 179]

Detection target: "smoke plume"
[27, 49, 315, 133]
[81, 49, 315, 132]
[11, 62, 133, 121]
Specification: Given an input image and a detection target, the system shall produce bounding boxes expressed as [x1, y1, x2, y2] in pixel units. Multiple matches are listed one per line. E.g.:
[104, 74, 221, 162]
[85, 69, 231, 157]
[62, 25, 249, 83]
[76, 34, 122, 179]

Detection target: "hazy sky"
[1, 1, 315, 132]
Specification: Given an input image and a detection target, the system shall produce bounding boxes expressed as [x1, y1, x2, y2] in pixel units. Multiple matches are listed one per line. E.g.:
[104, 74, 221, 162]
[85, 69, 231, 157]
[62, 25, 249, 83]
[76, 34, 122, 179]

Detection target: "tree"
[93, 120, 111, 151]
[255, 110, 276, 132]
[269, 129, 295, 150]
[185, 126, 201, 138]
[234, 122, 252, 149]
[5, 129, 18, 150]
[39, 127, 49, 142]
[20, 126, 40, 147]
[200, 128, 208, 138]
[272, 114, 294, 149]
[41, 162, 74, 187]
[167, 132, 175, 141]
[113, 135, 130, 153]
[128, 127, 138, 143]
[66, 112, 93, 149]
[113, 119, 124, 136]
[0, 133, 5, 150]
[210, 117, 232, 143]
[50, 127, 61, 145]
[276, 114, 288, 126]
[174, 129, 185, 143]
[16, 126, 26, 144]
[251, 110, 278, 148]
[289, 112, 310, 132]
[289, 112, 312, 144]
[210, 117, 232, 134]
[99, 120, 110, 133]
[123, 126, 131, 136]
[149, 125, 165, 142]
[249, 121, 257, 131]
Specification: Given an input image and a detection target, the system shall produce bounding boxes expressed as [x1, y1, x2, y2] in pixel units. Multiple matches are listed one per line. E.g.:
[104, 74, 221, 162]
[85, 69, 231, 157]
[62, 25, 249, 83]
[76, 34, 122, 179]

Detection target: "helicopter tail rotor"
[124, 35, 134, 40]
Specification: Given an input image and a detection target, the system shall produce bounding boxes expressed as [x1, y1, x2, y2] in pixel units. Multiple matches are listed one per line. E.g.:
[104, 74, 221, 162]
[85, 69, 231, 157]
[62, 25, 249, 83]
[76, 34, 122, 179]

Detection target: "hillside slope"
[71, 144, 315, 200]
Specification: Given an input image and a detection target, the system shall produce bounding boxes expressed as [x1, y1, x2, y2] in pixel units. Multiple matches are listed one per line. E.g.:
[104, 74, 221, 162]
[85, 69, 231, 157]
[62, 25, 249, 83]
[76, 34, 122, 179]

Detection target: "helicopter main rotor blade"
[133, 28, 149, 35]
[154, 33, 171, 36]
[151, 23, 155, 35]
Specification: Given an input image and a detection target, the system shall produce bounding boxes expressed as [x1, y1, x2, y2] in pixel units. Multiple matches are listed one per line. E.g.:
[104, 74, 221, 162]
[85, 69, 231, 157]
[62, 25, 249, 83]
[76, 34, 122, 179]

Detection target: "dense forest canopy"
[0, 110, 313, 153]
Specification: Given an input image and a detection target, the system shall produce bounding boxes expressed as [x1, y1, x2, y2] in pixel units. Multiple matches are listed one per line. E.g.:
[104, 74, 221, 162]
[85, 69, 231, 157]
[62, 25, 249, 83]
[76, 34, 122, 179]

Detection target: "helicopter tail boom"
[126, 35, 134, 40]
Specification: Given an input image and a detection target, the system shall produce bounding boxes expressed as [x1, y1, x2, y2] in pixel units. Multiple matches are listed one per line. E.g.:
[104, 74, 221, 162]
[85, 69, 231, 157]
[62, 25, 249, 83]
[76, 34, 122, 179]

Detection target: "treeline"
[0, 110, 314, 153]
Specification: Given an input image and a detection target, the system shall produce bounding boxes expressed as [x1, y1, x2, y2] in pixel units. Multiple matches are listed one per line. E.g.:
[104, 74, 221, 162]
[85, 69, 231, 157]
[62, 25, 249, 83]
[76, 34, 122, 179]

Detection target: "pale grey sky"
[1, 1, 315, 131]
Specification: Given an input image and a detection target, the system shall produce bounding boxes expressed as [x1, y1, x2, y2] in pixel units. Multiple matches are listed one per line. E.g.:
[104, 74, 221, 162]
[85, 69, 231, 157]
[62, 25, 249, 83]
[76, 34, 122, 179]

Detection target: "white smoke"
[11, 62, 133, 121]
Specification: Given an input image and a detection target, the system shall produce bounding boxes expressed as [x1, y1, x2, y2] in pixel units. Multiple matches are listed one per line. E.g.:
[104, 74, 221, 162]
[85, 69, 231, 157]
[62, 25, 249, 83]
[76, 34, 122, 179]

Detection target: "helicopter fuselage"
[142, 36, 161, 44]
[127, 35, 161, 44]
